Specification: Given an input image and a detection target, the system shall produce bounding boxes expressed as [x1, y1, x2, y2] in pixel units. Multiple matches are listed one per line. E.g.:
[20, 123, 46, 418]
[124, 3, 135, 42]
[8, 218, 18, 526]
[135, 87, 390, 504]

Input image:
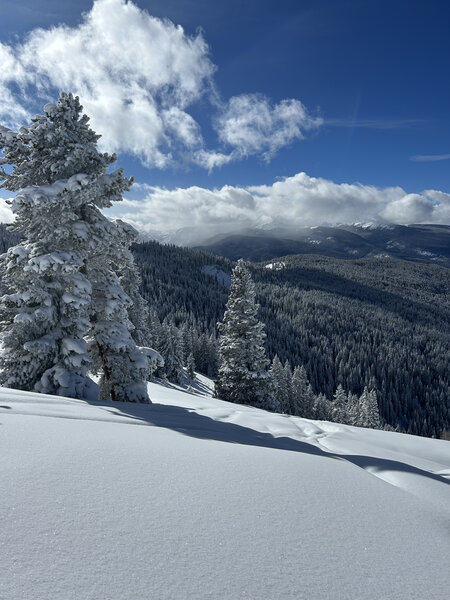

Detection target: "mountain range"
[193, 223, 450, 265]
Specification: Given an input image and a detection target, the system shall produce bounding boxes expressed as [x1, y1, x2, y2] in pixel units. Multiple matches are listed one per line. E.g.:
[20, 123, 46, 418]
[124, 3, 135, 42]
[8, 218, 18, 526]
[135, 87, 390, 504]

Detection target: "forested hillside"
[1, 230, 448, 437]
[255, 255, 449, 437]
[133, 241, 232, 332]
[133, 241, 449, 438]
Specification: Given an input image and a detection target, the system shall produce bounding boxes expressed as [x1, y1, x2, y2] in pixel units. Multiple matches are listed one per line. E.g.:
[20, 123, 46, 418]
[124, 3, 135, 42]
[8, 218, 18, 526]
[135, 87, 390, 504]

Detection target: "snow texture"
[1, 378, 449, 600]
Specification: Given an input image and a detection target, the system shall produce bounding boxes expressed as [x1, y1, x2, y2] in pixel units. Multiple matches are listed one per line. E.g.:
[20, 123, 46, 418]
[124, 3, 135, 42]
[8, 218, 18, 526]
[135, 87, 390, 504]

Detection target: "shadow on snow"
[105, 400, 450, 487]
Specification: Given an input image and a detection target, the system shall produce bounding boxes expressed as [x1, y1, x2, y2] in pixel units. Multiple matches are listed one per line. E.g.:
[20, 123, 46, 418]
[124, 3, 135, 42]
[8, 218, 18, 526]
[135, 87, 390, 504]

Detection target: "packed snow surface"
[1, 378, 449, 599]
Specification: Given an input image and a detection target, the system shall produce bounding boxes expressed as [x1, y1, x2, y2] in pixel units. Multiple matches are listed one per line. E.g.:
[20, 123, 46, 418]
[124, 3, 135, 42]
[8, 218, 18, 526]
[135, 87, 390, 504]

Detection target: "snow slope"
[1, 378, 449, 599]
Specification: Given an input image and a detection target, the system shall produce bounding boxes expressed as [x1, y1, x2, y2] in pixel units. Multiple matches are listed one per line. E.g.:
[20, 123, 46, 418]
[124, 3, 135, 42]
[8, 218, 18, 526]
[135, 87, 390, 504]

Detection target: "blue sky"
[0, 0, 449, 234]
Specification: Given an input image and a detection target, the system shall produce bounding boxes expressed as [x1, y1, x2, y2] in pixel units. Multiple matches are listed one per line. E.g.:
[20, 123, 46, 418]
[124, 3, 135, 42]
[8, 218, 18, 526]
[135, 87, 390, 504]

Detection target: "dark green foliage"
[133, 242, 449, 437]
[254, 255, 449, 437]
[134, 243, 449, 436]
[1, 230, 448, 437]
[133, 241, 231, 334]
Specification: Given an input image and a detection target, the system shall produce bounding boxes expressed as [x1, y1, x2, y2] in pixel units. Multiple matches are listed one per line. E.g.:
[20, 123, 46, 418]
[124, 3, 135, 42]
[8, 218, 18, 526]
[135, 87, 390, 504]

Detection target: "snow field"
[1, 378, 449, 599]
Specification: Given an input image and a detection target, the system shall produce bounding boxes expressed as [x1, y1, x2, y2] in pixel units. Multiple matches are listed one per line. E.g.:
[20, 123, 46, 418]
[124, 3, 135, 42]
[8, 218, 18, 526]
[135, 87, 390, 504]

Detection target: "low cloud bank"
[106, 172, 450, 243]
[1, 172, 448, 243]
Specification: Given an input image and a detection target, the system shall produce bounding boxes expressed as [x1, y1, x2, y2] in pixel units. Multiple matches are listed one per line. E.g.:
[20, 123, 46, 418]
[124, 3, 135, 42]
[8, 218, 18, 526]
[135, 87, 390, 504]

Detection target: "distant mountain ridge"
[194, 224, 450, 266]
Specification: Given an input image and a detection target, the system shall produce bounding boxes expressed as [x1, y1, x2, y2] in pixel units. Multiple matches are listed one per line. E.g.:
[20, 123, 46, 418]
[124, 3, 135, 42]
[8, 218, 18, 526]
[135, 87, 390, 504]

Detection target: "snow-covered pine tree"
[86, 242, 149, 403]
[269, 355, 284, 412]
[0, 96, 107, 398]
[114, 219, 151, 347]
[332, 384, 349, 424]
[215, 260, 270, 408]
[291, 365, 314, 418]
[180, 322, 194, 364]
[282, 360, 293, 414]
[269, 355, 293, 413]
[0, 93, 149, 402]
[313, 393, 332, 421]
[147, 308, 162, 351]
[346, 392, 360, 426]
[158, 320, 184, 383]
[186, 352, 195, 380]
[0, 193, 94, 397]
[359, 387, 381, 429]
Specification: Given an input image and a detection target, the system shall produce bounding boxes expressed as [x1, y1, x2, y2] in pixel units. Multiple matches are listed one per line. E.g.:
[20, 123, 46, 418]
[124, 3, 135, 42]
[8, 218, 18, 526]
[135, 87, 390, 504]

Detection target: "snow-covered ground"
[1, 377, 449, 599]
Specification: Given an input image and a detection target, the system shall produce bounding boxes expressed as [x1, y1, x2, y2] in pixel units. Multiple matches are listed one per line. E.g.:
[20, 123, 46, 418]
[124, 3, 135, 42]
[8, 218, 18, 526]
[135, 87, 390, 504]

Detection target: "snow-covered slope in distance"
[1, 377, 449, 600]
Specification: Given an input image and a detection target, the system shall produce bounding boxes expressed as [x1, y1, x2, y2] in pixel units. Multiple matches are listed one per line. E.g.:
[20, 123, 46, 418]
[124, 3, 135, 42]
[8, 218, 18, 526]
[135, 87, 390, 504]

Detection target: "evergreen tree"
[0, 93, 149, 402]
[291, 365, 314, 418]
[215, 260, 270, 407]
[359, 387, 381, 428]
[269, 355, 284, 412]
[332, 384, 348, 424]
[206, 333, 219, 378]
[87, 248, 149, 403]
[282, 360, 293, 414]
[114, 219, 151, 347]
[159, 320, 184, 382]
[313, 393, 332, 421]
[181, 322, 194, 363]
[147, 308, 162, 350]
[186, 352, 196, 380]
[346, 392, 360, 426]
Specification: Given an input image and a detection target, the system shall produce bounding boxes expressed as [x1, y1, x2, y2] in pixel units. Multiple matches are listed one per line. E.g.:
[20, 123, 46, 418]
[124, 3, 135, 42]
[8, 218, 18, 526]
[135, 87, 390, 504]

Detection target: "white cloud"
[326, 118, 424, 130]
[421, 189, 450, 223]
[192, 149, 236, 170]
[379, 193, 435, 223]
[106, 172, 450, 243]
[0, 0, 214, 167]
[0, 0, 319, 169]
[110, 184, 259, 239]
[410, 153, 450, 162]
[216, 94, 322, 161]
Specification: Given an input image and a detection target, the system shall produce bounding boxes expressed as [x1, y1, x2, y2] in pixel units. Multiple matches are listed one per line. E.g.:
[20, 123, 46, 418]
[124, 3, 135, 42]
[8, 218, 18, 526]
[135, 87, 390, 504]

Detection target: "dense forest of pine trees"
[1, 226, 448, 437]
[132, 241, 449, 438]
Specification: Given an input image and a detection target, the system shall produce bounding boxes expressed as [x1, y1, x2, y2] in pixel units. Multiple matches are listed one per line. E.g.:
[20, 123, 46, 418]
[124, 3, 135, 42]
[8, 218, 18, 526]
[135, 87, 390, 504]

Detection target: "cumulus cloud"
[106, 172, 450, 243]
[216, 95, 322, 161]
[0, 0, 215, 168]
[422, 189, 450, 223]
[0, 0, 319, 169]
[379, 193, 435, 223]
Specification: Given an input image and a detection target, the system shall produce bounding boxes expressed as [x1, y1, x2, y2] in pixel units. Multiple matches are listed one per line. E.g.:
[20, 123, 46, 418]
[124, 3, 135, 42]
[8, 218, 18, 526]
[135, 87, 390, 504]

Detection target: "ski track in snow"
[1, 377, 450, 599]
